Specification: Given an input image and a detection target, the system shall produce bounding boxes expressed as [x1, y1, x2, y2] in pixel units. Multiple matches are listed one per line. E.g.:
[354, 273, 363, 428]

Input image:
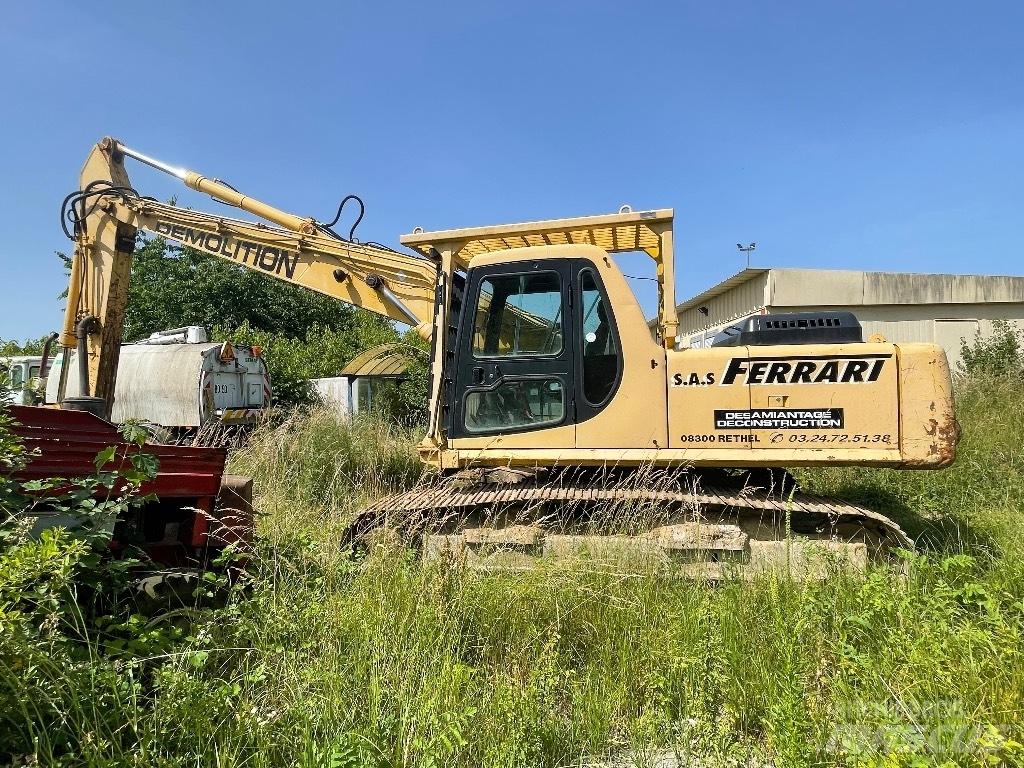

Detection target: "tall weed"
[3, 382, 1024, 766]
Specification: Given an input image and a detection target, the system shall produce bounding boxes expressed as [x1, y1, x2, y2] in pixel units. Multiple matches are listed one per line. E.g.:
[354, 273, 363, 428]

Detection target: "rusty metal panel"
[9, 405, 225, 498]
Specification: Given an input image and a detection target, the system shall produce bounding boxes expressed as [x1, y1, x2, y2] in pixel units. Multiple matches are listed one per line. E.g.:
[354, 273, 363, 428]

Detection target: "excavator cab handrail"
[401, 206, 679, 346]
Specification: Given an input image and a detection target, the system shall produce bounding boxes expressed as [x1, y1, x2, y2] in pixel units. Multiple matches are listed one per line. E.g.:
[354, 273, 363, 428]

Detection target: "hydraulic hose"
[75, 315, 99, 396]
[39, 332, 59, 379]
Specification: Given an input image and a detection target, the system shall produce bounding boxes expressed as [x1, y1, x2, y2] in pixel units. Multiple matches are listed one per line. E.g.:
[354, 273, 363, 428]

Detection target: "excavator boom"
[58, 137, 437, 415]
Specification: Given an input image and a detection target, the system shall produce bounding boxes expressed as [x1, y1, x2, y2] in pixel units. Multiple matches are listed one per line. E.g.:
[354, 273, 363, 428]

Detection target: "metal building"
[310, 343, 411, 416]
[670, 268, 1024, 369]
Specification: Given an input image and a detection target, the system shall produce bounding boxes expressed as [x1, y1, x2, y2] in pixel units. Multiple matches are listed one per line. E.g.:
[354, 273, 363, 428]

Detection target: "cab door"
[449, 259, 576, 449]
[212, 371, 240, 410]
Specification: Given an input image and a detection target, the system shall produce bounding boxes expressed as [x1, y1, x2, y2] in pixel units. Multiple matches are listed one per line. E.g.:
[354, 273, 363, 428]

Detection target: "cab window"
[472, 272, 562, 357]
[464, 379, 564, 433]
[580, 269, 620, 405]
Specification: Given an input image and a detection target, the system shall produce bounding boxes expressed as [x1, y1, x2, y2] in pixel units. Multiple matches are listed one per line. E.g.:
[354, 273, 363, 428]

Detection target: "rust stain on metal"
[931, 412, 959, 467]
[918, 401, 957, 467]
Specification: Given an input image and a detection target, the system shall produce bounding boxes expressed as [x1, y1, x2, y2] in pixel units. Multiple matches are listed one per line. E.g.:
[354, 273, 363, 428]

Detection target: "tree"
[0, 338, 48, 357]
[122, 237, 392, 343]
[214, 318, 401, 406]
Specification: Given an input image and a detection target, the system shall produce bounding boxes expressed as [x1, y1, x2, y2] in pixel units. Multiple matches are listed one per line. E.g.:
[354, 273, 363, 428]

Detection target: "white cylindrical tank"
[47, 342, 271, 428]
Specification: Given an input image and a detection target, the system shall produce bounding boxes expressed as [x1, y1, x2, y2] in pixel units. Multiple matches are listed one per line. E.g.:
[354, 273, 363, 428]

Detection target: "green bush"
[0, 406, 213, 763]
[960, 319, 1023, 377]
[213, 320, 429, 423]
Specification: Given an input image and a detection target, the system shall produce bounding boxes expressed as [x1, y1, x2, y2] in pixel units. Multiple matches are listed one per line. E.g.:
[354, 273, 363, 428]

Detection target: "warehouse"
[670, 268, 1024, 369]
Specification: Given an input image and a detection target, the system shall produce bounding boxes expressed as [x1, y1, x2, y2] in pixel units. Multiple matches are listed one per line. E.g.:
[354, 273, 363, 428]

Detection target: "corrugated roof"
[674, 268, 769, 314]
[340, 344, 412, 378]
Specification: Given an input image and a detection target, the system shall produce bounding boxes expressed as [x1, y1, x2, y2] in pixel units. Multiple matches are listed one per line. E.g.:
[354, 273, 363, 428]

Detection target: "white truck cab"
[2, 356, 44, 405]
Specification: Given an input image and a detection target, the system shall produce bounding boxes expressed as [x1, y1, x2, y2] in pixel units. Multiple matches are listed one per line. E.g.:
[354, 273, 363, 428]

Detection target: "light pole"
[737, 242, 757, 269]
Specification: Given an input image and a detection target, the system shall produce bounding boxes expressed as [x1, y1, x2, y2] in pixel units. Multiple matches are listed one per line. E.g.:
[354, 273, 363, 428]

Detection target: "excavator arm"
[58, 137, 437, 415]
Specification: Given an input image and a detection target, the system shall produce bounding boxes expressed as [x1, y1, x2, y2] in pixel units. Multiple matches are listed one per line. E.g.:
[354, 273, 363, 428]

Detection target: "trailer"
[47, 328, 272, 430]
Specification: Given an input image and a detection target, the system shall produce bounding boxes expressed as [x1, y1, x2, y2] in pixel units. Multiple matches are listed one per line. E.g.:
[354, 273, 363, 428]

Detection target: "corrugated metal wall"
[675, 269, 1024, 358]
[771, 303, 1024, 368]
[677, 273, 769, 345]
[311, 377, 352, 415]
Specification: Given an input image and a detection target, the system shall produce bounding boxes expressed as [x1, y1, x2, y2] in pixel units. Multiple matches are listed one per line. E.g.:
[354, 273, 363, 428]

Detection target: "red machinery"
[9, 405, 251, 568]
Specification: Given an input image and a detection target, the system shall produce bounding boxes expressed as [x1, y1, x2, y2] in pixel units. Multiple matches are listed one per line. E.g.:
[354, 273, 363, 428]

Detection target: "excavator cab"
[401, 210, 676, 462]
[449, 254, 637, 444]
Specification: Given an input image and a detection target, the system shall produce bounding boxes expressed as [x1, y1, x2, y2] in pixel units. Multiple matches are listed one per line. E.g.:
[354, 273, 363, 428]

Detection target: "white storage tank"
[47, 329, 271, 428]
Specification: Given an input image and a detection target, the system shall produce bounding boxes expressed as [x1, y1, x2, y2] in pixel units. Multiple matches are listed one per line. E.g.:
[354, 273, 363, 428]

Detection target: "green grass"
[5, 381, 1024, 767]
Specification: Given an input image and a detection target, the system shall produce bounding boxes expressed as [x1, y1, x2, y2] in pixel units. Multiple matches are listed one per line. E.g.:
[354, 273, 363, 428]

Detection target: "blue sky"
[1, 1, 1022, 340]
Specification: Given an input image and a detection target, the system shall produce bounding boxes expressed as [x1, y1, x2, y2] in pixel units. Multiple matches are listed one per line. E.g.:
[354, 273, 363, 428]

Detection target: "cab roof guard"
[401, 207, 679, 347]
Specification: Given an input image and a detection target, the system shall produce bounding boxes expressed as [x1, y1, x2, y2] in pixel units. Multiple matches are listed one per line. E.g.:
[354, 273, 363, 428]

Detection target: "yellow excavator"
[51, 137, 957, 575]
